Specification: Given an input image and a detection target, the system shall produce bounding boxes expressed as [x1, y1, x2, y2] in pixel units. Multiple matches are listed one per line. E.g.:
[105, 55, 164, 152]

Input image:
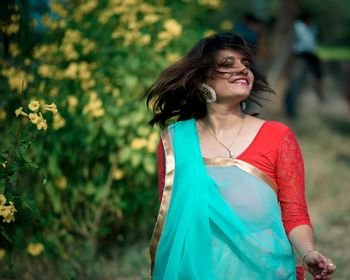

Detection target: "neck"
[204, 103, 245, 134]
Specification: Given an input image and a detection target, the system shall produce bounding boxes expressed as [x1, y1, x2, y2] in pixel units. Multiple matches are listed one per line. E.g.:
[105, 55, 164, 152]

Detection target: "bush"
[0, 0, 227, 277]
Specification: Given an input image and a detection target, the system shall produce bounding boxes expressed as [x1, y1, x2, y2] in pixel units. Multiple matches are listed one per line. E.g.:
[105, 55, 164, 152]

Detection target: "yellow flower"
[28, 113, 47, 130]
[139, 34, 151, 45]
[123, 0, 137, 5]
[163, 19, 182, 37]
[166, 52, 181, 63]
[112, 88, 120, 97]
[131, 138, 148, 150]
[3, 23, 20, 36]
[82, 39, 96, 55]
[198, 0, 222, 9]
[9, 42, 20, 57]
[98, 9, 114, 24]
[83, 92, 105, 119]
[220, 20, 233, 30]
[53, 113, 65, 130]
[8, 75, 28, 92]
[91, 108, 105, 118]
[203, 29, 216, 37]
[79, 0, 98, 15]
[143, 14, 159, 24]
[63, 29, 82, 44]
[49, 87, 59, 97]
[36, 118, 48, 130]
[0, 108, 7, 120]
[113, 169, 124, 180]
[38, 81, 46, 94]
[28, 99, 40, 112]
[116, 99, 124, 106]
[0, 194, 6, 205]
[24, 58, 31, 66]
[43, 103, 58, 114]
[38, 64, 54, 78]
[1, 161, 7, 168]
[51, 2, 68, 17]
[147, 131, 159, 152]
[27, 242, 44, 256]
[0, 201, 17, 223]
[15, 107, 28, 117]
[104, 84, 112, 93]
[61, 43, 79, 60]
[64, 62, 78, 79]
[28, 112, 40, 124]
[0, 249, 6, 261]
[78, 62, 92, 80]
[55, 176, 68, 190]
[67, 96, 79, 111]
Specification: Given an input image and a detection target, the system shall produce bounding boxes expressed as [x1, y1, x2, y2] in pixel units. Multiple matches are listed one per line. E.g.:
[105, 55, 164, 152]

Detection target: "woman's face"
[207, 49, 254, 103]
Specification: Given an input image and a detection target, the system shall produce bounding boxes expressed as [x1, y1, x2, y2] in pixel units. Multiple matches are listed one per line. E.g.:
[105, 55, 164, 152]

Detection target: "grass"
[317, 46, 350, 61]
[290, 116, 350, 280]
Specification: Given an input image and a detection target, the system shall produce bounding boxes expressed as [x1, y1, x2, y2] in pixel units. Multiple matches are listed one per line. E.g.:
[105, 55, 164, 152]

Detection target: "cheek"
[249, 73, 254, 90]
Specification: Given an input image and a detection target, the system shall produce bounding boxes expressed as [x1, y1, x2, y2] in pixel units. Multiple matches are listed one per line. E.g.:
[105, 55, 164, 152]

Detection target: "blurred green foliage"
[0, 0, 228, 277]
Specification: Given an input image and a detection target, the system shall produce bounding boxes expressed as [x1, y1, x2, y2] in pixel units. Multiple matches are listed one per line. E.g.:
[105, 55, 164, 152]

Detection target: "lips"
[230, 77, 250, 85]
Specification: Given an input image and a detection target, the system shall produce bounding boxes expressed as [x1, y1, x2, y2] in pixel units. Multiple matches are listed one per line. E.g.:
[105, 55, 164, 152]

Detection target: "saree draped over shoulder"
[150, 119, 296, 280]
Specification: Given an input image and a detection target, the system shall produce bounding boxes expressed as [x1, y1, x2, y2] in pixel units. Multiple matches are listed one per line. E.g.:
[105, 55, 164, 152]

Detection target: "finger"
[327, 262, 336, 270]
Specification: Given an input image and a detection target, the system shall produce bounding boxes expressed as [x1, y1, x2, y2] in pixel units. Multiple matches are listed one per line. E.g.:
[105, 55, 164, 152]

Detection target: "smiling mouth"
[231, 78, 249, 85]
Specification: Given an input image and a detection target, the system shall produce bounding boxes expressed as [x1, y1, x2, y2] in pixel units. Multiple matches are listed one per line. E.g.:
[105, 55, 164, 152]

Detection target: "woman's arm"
[276, 128, 335, 279]
[289, 225, 335, 279]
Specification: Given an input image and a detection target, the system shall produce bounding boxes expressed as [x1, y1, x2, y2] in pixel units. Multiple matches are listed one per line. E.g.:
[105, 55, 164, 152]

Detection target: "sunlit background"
[0, 0, 349, 279]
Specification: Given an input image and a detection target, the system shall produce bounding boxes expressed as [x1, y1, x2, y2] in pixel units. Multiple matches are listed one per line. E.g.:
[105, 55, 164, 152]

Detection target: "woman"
[145, 33, 335, 279]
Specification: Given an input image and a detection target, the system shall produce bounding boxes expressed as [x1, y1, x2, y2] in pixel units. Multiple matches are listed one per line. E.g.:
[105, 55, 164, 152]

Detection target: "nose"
[236, 64, 249, 75]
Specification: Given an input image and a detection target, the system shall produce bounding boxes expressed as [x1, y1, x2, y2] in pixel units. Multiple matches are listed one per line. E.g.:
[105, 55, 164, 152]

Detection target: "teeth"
[234, 79, 248, 84]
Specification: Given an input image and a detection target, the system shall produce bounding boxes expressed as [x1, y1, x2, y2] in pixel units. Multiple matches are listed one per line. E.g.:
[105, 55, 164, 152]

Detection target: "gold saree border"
[149, 128, 175, 276]
[204, 158, 278, 195]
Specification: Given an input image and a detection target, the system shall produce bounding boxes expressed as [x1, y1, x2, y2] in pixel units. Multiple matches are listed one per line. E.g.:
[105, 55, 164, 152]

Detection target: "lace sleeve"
[275, 128, 312, 235]
[157, 138, 165, 202]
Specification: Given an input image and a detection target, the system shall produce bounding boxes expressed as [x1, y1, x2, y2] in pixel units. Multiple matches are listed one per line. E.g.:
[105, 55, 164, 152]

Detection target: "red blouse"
[157, 121, 312, 235]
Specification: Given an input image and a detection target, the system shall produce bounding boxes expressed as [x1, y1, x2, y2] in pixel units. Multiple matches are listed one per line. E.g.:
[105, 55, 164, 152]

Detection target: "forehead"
[215, 49, 244, 61]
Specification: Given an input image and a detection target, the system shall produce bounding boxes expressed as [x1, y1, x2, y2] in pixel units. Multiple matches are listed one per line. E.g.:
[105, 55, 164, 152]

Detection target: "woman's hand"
[303, 249, 336, 279]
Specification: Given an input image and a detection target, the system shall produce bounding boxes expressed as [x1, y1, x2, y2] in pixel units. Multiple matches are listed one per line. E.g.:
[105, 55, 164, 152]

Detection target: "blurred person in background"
[145, 32, 335, 279]
[284, 12, 324, 118]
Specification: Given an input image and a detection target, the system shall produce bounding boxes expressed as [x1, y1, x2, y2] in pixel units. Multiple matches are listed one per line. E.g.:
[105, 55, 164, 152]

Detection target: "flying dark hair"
[144, 32, 274, 127]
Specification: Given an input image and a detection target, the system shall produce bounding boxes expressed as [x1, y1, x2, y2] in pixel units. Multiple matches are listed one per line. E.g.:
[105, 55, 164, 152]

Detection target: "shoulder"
[259, 120, 296, 144]
[248, 116, 291, 136]
[167, 118, 195, 130]
[264, 121, 291, 134]
[162, 118, 195, 139]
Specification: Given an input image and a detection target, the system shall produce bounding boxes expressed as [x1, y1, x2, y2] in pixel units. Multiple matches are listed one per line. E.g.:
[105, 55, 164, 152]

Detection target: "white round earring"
[201, 83, 216, 103]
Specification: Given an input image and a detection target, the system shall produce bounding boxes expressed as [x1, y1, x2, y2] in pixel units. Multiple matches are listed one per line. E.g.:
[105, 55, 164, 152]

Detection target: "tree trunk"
[267, 0, 300, 87]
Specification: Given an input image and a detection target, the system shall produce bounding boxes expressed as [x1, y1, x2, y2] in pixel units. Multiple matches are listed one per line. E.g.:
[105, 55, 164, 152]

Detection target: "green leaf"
[45, 183, 62, 214]
[22, 197, 41, 220]
[40, 169, 48, 185]
[102, 117, 117, 137]
[0, 226, 14, 244]
[131, 152, 142, 167]
[143, 155, 156, 175]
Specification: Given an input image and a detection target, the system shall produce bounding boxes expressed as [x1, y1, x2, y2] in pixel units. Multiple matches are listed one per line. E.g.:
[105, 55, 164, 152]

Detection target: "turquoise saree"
[150, 119, 296, 279]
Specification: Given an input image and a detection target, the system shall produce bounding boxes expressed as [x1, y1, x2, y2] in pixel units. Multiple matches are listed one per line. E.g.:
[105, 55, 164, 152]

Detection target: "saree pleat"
[151, 119, 296, 280]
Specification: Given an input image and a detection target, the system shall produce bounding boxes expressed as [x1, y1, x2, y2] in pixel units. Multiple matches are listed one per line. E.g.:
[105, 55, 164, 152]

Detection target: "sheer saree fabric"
[150, 119, 296, 279]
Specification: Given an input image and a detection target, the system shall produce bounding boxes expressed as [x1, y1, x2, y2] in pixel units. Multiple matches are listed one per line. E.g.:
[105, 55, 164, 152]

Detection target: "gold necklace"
[204, 114, 245, 158]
